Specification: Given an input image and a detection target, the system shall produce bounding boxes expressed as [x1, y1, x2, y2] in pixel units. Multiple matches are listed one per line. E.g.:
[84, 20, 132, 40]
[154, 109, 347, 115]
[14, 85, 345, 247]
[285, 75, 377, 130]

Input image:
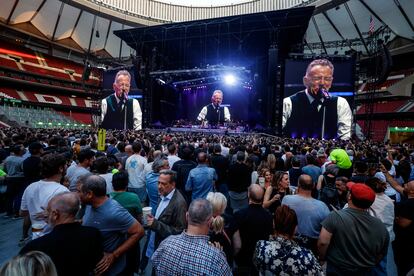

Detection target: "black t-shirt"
[171, 159, 197, 191]
[228, 162, 252, 192]
[20, 222, 103, 276]
[209, 213, 238, 266]
[288, 167, 302, 187]
[234, 204, 273, 266]
[394, 198, 414, 247]
[23, 156, 42, 185]
[210, 154, 229, 184]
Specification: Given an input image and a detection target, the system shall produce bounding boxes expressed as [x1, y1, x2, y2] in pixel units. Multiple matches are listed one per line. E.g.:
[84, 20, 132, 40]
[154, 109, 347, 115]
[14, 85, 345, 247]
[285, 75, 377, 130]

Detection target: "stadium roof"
[0, 0, 412, 59]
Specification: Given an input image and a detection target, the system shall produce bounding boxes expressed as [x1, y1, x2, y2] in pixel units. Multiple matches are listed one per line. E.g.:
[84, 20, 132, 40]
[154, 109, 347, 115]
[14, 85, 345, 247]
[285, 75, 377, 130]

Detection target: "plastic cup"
[258, 177, 265, 187]
[142, 207, 152, 225]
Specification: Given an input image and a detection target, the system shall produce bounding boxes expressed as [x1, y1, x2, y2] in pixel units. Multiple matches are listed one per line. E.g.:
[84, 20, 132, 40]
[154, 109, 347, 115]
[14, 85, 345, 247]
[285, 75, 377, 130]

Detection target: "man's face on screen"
[113, 74, 131, 99]
[211, 93, 223, 106]
[304, 65, 333, 95]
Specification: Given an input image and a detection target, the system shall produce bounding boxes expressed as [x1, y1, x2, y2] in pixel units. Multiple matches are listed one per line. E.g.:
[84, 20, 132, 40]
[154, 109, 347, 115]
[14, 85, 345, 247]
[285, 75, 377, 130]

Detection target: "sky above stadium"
[155, 0, 253, 6]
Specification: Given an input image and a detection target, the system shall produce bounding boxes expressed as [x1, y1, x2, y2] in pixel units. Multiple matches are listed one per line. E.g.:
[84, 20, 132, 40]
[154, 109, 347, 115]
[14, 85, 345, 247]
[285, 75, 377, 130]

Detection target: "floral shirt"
[254, 235, 324, 276]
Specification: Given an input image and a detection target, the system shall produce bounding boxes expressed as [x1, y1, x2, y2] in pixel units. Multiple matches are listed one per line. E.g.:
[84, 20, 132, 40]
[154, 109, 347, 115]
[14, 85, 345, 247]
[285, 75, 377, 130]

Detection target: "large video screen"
[100, 67, 143, 130]
[154, 84, 253, 126]
[150, 66, 257, 127]
[283, 58, 354, 140]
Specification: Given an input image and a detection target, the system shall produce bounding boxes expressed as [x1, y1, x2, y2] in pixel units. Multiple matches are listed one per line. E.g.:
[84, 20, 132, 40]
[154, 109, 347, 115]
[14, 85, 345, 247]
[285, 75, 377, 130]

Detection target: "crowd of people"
[0, 126, 413, 276]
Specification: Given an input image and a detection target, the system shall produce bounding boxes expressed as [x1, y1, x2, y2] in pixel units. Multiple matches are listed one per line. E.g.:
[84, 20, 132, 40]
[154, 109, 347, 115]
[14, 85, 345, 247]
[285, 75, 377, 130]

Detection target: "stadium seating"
[0, 104, 90, 128]
[357, 100, 408, 115]
[0, 42, 101, 86]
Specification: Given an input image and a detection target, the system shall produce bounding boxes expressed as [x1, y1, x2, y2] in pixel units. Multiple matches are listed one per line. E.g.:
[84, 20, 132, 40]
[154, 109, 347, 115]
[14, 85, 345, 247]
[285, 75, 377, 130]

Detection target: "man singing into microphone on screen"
[101, 70, 142, 130]
[197, 90, 231, 126]
[282, 59, 352, 140]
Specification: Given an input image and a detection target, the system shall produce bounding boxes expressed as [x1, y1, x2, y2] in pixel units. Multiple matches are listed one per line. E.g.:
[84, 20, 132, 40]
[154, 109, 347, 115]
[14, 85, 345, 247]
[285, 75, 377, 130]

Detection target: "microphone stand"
[321, 103, 326, 139]
[217, 105, 220, 127]
[320, 86, 330, 139]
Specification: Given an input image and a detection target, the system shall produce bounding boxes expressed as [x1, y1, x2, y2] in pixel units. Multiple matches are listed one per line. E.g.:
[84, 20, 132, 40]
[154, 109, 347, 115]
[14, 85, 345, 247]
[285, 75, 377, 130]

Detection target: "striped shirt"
[152, 231, 232, 276]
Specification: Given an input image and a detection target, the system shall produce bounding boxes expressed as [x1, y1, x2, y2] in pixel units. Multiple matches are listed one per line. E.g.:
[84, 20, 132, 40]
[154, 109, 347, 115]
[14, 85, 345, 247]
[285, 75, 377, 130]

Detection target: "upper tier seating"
[357, 100, 409, 114]
[0, 42, 101, 86]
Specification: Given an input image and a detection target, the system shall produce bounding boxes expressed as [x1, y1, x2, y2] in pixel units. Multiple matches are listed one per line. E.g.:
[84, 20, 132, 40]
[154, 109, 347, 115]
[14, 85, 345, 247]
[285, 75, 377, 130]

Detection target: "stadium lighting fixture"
[224, 74, 236, 85]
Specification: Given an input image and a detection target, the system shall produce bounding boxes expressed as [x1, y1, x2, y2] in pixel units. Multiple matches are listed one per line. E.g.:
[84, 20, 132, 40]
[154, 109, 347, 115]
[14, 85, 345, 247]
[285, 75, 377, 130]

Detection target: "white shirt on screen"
[282, 89, 352, 140]
[101, 95, 142, 130]
[197, 105, 231, 122]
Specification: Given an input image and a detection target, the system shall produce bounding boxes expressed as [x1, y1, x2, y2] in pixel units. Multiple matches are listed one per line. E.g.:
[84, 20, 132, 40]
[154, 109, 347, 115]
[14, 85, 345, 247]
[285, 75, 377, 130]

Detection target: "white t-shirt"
[369, 193, 395, 241]
[21, 180, 69, 229]
[125, 154, 148, 189]
[167, 155, 181, 169]
[99, 173, 114, 194]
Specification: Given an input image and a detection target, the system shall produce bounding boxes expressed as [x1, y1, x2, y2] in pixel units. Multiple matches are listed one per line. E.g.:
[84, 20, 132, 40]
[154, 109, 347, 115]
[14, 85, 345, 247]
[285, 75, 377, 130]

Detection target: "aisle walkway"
[0, 214, 23, 266]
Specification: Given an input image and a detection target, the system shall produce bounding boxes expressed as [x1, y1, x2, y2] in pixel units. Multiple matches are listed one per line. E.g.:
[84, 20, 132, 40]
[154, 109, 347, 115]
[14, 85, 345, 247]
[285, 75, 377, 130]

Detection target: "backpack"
[319, 176, 339, 210]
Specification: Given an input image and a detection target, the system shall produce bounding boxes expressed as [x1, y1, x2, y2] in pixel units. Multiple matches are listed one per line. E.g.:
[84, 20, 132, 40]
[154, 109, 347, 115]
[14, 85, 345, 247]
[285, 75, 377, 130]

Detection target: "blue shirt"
[185, 164, 217, 201]
[146, 189, 175, 258]
[282, 194, 330, 239]
[302, 165, 322, 184]
[82, 199, 135, 275]
[146, 172, 160, 215]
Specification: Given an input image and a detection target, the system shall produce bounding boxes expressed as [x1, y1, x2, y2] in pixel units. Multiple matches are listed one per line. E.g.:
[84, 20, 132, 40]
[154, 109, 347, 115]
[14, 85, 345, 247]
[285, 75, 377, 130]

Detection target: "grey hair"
[212, 89, 223, 98]
[152, 156, 168, 173]
[81, 175, 107, 197]
[305, 59, 334, 76]
[114, 70, 131, 83]
[49, 192, 80, 217]
[159, 169, 176, 183]
[188, 198, 213, 226]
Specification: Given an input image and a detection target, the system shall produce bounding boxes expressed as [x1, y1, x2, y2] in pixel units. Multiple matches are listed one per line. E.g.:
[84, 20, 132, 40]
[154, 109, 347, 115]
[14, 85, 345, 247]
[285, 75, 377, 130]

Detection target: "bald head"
[197, 152, 208, 164]
[47, 192, 80, 226]
[125, 145, 133, 156]
[153, 150, 162, 159]
[298, 174, 314, 191]
[49, 192, 80, 217]
[248, 184, 265, 204]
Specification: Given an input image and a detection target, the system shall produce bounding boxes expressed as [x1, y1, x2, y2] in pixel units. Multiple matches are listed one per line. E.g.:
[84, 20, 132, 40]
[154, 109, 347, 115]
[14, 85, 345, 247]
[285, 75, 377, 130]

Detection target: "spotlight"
[224, 74, 236, 85]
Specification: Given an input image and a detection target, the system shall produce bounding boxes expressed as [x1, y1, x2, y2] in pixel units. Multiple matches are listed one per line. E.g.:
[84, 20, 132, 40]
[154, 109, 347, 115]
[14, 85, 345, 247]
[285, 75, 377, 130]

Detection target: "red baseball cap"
[346, 182, 375, 203]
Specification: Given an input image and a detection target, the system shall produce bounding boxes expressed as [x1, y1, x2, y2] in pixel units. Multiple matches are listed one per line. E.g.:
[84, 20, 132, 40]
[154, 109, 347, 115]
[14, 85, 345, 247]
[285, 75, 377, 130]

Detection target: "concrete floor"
[0, 214, 23, 266]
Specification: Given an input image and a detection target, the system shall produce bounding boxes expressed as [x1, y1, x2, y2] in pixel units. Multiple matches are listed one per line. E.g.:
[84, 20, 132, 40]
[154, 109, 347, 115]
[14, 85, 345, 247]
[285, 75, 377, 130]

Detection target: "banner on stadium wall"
[388, 127, 414, 144]
[0, 89, 93, 108]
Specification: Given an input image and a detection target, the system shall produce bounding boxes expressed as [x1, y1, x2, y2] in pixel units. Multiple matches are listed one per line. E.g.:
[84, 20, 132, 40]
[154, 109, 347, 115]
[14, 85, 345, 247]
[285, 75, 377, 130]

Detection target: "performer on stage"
[282, 59, 352, 140]
[197, 90, 231, 125]
[101, 70, 142, 130]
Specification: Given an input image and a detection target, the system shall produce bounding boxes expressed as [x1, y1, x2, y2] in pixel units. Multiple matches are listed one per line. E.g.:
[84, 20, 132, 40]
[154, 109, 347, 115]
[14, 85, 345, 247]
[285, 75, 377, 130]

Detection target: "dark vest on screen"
[101, 94, 134, 130]
[206, 103, 226, 124]
[284, 91, 338, 139]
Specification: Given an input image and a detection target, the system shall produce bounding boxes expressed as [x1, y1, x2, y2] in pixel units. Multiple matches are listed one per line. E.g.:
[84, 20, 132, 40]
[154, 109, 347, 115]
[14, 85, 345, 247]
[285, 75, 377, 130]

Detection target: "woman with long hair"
[207, 192, 241, 267]
[256, 168, 272, 189]
[267, 154, 276, 173]
[254, 206, 323, 275]
[263, 171, 291, 214]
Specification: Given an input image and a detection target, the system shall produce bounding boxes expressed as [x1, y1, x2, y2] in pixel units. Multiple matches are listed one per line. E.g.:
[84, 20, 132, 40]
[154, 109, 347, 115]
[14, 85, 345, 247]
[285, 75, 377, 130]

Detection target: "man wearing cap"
[318, 183, 389, 275]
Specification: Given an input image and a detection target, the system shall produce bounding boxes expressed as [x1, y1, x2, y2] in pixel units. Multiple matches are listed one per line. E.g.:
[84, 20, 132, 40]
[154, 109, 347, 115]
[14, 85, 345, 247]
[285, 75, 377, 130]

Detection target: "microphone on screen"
[319, 84, 330, 99]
